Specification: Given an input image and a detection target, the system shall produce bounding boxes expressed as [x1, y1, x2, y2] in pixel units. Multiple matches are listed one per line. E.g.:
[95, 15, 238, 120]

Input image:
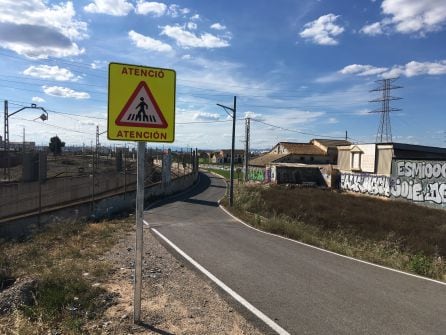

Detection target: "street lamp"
[217, 96, 237, 207]
[3, 100, 48, 181]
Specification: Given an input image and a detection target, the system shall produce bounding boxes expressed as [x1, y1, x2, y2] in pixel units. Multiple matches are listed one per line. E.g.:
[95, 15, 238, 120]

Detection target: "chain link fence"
[0, 147, 197, 220]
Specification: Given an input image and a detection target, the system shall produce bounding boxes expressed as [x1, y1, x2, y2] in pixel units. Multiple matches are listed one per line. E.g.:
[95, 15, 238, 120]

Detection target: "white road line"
[219, 205, 446, 287]
[146, 221, 290, 335]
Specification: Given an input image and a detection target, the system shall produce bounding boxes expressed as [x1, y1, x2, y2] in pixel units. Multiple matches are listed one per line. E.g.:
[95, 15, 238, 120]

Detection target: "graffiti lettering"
[396, 161, 446, 179]
[340, 173, 390, 197]
[341, 160, 446, 208]
[249, 168, 265, 182]
[391, 179, 446, 204]
[392, 160, 446, 208]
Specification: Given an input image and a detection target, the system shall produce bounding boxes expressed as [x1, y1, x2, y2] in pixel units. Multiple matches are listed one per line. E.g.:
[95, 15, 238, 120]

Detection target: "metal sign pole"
[134, 141, 145, 323]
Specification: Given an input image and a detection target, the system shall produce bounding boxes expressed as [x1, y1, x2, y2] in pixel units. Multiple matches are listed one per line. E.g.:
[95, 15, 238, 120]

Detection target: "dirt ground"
[83, 225, 265, 335]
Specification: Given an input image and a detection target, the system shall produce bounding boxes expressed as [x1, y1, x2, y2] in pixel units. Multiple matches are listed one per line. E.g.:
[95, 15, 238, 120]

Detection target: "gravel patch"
[84, 224, 265, 334]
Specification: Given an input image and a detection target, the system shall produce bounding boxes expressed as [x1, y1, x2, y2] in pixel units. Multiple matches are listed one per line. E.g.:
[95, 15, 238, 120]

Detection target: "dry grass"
[0, 217, 133, 334]
[230, 184, 446, 280]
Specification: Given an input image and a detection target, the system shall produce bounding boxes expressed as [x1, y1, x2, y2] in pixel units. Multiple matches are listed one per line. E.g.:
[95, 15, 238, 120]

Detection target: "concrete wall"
[390, 159, 446, 208]
[273, 166, 326, 186]
[339, 159, 446, 210]
[1, 149, 194, 220]
[249, 167, 266, 182]
[0, 171, 198, 238]
[0, 172, 138, 219]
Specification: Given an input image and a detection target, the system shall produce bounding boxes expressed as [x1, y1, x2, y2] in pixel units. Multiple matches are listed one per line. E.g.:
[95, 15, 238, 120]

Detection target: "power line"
[250, 118, 357, 141]
[12, 116, 95, 135]
[0, 50, 374, 95]
[2, 73, 371, 103]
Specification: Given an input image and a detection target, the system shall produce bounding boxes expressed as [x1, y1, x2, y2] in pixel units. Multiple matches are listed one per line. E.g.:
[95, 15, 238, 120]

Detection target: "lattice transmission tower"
[369, 78, 402, 143]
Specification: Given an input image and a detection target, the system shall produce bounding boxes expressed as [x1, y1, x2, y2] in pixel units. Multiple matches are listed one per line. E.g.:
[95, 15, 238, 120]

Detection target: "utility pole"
[3, 100, 48, 181]
[3, 100, 8, 180]
[22, 127, 25, 153]
[96, 125, 100, 164]
[369, 78, 402, 143]
[217, 96, 237, 206]
[244, 117, 250, 182]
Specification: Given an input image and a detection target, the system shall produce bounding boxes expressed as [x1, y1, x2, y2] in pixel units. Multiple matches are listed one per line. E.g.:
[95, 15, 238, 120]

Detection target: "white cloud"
[84, 0, 133, 16]
[299, 14, 344, 45]
[187, 22, 197, 30]
[128, 30, 172, 52]
[90, 60, 107, 69]
[244, 111, 264, 120]
[161, 25, 230, 48]
[360, 22, 383, 35]
[23, 65, 78, 81]
[339, 60, 446, 79]
[0, 1, 87, 58]
[314, 72, 343, 83]
[42, 85, 90, 99]
[354, 109, 372, 116]
[327, 117, 338, 124]
[167, 4, 190, 18]
[210, 23, 226, 31]
[361, 0, 446, 36]
[135, 1, 167, 16]
[190, 14, 200, 20]
[339, 64, 388, 76]
[382, 60, 446, 78]
[192, 112, 220, 121]
[32, 96, 45, 103]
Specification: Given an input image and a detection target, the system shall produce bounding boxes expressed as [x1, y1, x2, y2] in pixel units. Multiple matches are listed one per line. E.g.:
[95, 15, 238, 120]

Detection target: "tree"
[49, 136, 65, 156]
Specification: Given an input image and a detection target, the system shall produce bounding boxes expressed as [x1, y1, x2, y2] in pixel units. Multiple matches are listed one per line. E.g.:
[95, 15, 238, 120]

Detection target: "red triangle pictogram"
[115, 81, 168, 128]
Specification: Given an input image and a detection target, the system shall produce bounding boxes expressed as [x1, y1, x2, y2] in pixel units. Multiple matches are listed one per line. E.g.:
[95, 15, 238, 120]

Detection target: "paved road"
[144, 172, 446, 334]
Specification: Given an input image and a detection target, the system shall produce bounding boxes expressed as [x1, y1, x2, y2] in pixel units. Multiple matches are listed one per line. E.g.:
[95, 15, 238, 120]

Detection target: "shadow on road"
[146, 173, 222, 210]
[181, 198, 219, 207]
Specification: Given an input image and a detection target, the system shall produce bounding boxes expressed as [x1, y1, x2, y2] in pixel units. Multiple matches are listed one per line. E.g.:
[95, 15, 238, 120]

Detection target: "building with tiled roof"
[248, 138, 350, 184]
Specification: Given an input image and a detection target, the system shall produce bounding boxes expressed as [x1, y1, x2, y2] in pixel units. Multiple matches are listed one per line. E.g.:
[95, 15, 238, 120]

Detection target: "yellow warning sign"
[108, 63, 176, 142]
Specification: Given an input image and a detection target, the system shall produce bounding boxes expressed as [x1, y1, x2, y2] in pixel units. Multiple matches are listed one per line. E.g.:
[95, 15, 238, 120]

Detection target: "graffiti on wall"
[340, 173, 390, 197]
[249, 168, 265, 182]
[340, 160, 446, 208]
[390, 160, 446, 205]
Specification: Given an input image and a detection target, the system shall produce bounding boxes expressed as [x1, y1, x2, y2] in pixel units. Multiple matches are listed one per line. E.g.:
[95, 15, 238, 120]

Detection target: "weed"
[232, 184, 446, 280]
[0, 217, 134, 333]
[24, 271, 104, 324]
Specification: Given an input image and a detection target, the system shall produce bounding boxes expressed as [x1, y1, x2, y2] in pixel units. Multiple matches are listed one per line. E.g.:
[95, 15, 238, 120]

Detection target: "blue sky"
[0, 0, 445, 150]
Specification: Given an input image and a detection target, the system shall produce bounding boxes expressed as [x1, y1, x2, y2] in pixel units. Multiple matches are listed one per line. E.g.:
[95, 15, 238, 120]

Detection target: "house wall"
[376, 147, 393, 175]
[249, 167, 269, 182]
[359, 144, 376, 173]
[337, 144, 377, 173]
[337, 149, 350, 171]
[274, 166, 326, 186]
[339, 158, 446, 209]
[390, 159, 446, 208]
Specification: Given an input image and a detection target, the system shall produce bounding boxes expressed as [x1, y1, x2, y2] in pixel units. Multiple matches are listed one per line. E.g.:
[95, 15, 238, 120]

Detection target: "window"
[351, 152, 361, 170]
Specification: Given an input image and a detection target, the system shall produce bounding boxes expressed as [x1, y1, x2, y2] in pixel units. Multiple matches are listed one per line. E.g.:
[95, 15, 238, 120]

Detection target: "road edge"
[147, 222, 290, 335]
[207, 170, 446, 286]
[218, 199, 446, 287]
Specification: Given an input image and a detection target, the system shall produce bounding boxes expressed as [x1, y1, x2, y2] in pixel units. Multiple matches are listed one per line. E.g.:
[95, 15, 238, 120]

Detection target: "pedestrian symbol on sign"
[136, 97, 148, 122]
[115, 81, 168, 128]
